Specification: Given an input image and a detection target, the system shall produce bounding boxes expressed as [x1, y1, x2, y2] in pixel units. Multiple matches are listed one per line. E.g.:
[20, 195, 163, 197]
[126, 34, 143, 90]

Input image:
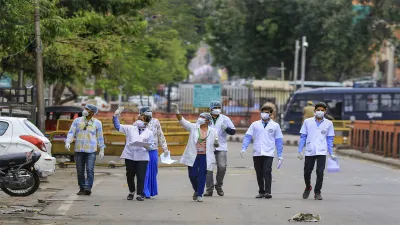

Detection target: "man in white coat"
[241, 105, 284, 199]
[172, 103, 218, 202]
[204, 101, 236, 197]
[297, 102, 337, 200]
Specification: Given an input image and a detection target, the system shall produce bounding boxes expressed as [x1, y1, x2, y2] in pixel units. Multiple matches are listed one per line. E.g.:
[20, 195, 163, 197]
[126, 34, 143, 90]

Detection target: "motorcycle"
[0, 150, 42, 196]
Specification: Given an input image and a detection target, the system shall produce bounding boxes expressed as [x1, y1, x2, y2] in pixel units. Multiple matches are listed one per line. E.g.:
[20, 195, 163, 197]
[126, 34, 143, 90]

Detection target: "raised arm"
[172, 103, 182, 121]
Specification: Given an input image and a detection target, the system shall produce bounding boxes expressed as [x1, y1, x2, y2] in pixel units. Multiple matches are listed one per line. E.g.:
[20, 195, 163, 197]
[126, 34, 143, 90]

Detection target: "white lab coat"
[300, 118, 335, 156]
[179, 118, 217, 171]
[210, 114, 235, 151]
[118, 125, 154, 161]
[245, 120, 283, 157]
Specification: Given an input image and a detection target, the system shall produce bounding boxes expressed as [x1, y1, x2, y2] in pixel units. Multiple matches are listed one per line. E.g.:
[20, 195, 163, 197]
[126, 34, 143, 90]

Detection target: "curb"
[336, 149, 400, 169]
[228, 136, 299, 146]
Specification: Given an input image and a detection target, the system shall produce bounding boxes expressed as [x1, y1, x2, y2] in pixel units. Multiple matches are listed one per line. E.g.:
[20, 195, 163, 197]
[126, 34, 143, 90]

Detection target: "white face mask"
[211, 109, 221, 115]
[197, 118, 206, 125]
[134, 120, 145, 128]
[261, 112, 270, 120]
[82, 110, 89, 117]
[315, 110, 325, 118]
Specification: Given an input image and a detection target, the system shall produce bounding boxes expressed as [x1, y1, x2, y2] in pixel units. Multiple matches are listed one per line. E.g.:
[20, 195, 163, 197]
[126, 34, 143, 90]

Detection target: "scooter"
[0, 150, 42, 196]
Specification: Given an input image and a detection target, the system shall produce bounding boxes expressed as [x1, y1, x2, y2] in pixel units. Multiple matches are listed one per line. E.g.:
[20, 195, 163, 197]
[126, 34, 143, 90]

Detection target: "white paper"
[327, 158, 340, 173]
[160, 152, 177, 165]
[130, 141, 151, 148]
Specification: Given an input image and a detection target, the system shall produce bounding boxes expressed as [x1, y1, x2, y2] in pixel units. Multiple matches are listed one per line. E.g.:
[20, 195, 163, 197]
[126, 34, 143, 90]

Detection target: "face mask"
[197, 118, 206, 125]
[134, 120, 145, 128]
[211, 109, 221, 115]
[82, 110, 89, 117]
[144, 112, 152, 117]
[315, 111, 325, 118]
[261, 112, 270, 120]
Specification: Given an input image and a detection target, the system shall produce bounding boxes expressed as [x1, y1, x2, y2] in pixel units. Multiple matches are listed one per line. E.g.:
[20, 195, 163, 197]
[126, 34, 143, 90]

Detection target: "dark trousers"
[304, 155, 326, 194]
[253, 156, 273, 194]
[125, 159, 148, 196]
[188, 154, 207, 197]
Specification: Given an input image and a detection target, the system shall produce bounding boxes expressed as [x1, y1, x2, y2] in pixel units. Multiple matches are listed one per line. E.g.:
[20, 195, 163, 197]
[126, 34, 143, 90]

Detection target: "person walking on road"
[303, 101, 315, 122]
[241, 105, 284, 199]
[172, 103, 218, 202]
[113, 107, 154, 201]
[204, 101, 236, 197]
[139, 107, 170, 199]
[297, 102, 337, 200]
[65, 104, 105, 196]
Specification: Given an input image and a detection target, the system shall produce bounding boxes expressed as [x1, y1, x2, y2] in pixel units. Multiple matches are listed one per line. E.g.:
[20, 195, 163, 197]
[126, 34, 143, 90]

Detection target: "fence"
[350, 121, 400, 159]
[0, 87, 36, 123]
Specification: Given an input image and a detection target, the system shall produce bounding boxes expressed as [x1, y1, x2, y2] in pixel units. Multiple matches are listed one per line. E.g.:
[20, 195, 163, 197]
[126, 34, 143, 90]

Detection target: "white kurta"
[179, 118, 217, 171]
[245, 120, 283, 157]
[300, 118, 335, 156]
[118, 125, 154, 161]
[210, 114, 235, 151]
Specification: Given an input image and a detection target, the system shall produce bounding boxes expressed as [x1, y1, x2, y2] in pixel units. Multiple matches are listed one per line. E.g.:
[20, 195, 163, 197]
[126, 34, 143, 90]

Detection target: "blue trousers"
[188, 154, 207, 197]
[143, 150, 158, 197]
[75, 152, 96, 190]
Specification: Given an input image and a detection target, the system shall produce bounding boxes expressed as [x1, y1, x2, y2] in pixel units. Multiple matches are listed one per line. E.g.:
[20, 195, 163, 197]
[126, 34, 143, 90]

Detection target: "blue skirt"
[143, 150, 158, 197]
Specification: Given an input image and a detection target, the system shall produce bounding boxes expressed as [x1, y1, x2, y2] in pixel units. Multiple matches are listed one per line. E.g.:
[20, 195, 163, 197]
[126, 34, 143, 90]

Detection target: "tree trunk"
[59, 85, 78, 105]
[53, 82, 65, 105]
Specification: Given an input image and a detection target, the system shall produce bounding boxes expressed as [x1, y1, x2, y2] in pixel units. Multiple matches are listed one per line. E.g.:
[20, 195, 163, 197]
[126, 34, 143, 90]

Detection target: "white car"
[0, 117, 56, 177]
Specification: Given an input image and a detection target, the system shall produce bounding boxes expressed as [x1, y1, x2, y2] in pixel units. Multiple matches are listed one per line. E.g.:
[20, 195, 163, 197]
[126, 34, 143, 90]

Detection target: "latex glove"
[278, 157, 283, 169]
[278, 157, 284, 162]
[171, 103, 180, 114]
[240, 150, 245, 158]
[164, 150, 170, 157]
[114, 107, 124, 117]
[99, 147, 105, 160]
[330, 154, 337, 161]
[214, 138, 219, 148]
[221, 124, 228, 131]
[65, 143, 70, 151]
[297, 152, 303, 160]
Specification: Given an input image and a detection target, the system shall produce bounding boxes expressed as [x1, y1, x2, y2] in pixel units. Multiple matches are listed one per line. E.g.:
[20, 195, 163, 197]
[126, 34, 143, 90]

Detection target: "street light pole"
[34, 0, 45, 131]
[300, 36, 307, 90]
[293, 40, 300, 88]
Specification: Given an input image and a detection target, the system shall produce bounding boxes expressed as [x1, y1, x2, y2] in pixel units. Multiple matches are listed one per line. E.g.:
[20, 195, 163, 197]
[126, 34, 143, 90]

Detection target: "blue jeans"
[75, 152, 96, 190]
[188, 154, 207, 197]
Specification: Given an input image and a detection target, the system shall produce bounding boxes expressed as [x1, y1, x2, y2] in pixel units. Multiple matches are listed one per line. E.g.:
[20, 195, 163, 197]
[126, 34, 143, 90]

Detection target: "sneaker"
[196, 196, 203, 202]
[193, 192, 197, 201]
[314, 193, 323, 200]
[127, 193, 134, 200]
[136, 196, 145, 201]
[216, 189, 224, 196]
[204, 191, 213, 197]
[255, 194, 265, 198]
[264, 193, 272, 199]
[76, 188, 85, 195]
[303, 186, 312, 199]
[84, 189, 92, 196]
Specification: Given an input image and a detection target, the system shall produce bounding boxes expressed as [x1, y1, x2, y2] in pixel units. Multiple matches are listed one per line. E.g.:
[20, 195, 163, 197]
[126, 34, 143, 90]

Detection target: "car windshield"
[23, 119, 45, 137]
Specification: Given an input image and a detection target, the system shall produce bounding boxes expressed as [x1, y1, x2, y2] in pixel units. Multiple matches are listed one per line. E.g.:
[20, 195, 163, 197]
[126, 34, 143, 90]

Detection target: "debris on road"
[289, 213, 321, 222]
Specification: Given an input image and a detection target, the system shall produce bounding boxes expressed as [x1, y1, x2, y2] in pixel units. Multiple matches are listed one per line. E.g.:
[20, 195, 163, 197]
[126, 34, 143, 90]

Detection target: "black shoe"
[84, 189, 92, 196]
[255, 194, 265, 198]
[264, 193, 272, 199]
[314, 193, 323, 200]
[77, 188, 85, 195]
[303, 186, 312, 199]
[204, 191, 213, 197]
[136, 196, 145, 201]
[216, 189, 224, 196]
[127, 193, 134, 200]
[193, 192, 197, 201]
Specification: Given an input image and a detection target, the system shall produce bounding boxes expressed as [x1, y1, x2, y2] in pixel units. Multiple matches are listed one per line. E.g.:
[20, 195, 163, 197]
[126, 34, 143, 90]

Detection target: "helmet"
[209, 101, 222, 109]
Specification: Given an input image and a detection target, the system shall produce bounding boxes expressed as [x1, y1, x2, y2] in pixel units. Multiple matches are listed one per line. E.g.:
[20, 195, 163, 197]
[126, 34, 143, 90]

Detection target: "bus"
[283, 88, 400, 134]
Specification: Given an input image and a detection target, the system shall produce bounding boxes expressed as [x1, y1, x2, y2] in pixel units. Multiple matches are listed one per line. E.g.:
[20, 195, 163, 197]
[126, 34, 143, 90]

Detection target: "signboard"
[193, 84, 222, 108]
[0, 75, 11, 88]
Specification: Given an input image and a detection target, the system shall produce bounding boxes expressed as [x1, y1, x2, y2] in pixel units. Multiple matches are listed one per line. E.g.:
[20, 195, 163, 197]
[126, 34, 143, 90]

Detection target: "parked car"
[74, 96, 111, 111]
[0, 117, 56, 178]
[128, 95, 158, 110]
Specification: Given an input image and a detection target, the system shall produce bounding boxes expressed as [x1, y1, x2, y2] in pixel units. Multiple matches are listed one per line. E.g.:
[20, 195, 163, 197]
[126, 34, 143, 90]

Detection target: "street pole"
[387, 42, 395, 88]
[300, 36, 307, 90]
[34, 0, 45, 131]
[281, 62, 285, 81]
[293, 40, 300, 88]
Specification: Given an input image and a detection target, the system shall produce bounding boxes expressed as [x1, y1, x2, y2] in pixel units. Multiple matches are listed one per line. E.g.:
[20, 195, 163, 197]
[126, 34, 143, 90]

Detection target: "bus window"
[380, 94, 392, 111]
[344, 95, 353, 112]
[393, 94, 400, 111]
[289, 100, 306, 113]
[355, 94, 378, 111]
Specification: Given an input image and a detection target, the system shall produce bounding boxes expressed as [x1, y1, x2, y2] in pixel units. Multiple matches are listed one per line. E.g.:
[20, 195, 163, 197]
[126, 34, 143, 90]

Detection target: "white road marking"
[55, 178, 104, 216]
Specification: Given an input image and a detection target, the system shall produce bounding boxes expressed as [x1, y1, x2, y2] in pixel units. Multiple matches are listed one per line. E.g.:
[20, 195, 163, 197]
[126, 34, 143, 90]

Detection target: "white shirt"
[245, 120, 283, 157]
[300, 118, 335, 156]
[178, 118, 217, 171]
[118, 125, 154, 161]
[210, 114, 235, 151]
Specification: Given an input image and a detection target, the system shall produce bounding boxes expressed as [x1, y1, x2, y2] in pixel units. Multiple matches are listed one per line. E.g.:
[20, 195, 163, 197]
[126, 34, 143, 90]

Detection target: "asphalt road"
[2, 142, 400, 225]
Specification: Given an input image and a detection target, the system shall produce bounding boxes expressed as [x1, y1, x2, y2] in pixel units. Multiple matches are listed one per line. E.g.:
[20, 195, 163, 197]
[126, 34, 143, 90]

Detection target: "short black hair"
[315, 102, 327, 110]
[261, 106, 273, 113]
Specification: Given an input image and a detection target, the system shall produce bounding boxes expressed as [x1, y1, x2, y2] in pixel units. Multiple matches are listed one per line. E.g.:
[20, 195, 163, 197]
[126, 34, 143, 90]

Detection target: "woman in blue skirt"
[140, 107, 170, 199]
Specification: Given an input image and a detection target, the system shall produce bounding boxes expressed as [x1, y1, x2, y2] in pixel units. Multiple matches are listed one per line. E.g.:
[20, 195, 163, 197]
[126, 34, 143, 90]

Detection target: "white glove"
[171, 103, 180, 114]
[278, 157, 284, 162]
[278, 157, 283, 169]
[214, 138, 219, 148]
[297, 152, 303, 160]
[65, 143, 70, 151]
[114, 107, 124, 117]
[240, 150, 245, 158]
[221, 124, 228, 131]
[330, 154, 337, 161]
[164, 150, 170, 157]
[99, 147, 105, 160]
